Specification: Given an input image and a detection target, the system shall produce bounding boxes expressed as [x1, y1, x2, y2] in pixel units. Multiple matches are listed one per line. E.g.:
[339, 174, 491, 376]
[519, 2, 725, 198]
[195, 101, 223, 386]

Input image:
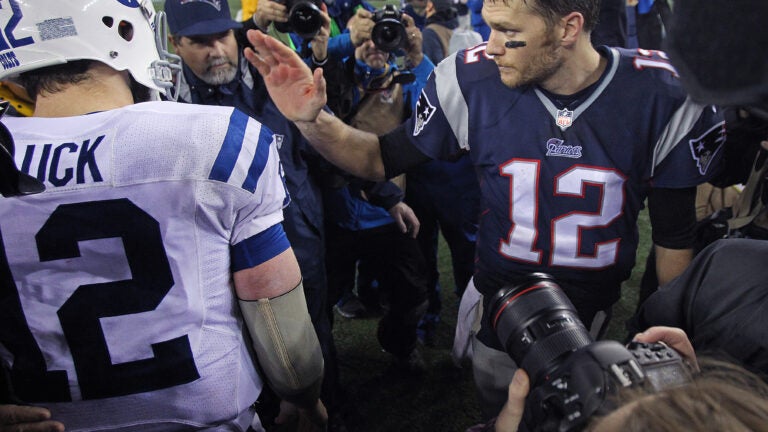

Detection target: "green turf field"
[329, 210, 649, 431]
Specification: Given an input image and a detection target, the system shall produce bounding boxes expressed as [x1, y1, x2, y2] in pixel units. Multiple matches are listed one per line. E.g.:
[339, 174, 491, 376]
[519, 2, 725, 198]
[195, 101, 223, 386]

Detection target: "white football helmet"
[0, 0, 180, 100]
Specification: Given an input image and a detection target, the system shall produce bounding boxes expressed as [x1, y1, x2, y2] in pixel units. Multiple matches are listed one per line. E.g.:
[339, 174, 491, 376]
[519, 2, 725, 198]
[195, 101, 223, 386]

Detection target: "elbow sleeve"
[238, 281, 323, 408]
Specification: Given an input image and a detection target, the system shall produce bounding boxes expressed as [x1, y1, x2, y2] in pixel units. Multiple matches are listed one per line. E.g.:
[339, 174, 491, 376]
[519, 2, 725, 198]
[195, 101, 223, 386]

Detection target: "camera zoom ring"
[520, 327, 593, 382]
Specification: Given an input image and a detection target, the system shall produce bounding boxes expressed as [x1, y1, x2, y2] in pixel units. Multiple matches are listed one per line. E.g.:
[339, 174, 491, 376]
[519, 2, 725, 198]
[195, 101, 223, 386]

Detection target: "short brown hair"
[17, 60, 93, 99]
[485, 0, 601, 32]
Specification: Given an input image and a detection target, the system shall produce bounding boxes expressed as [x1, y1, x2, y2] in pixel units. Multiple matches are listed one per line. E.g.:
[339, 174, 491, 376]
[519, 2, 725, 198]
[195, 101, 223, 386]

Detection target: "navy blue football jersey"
[404, 45, 725, 341]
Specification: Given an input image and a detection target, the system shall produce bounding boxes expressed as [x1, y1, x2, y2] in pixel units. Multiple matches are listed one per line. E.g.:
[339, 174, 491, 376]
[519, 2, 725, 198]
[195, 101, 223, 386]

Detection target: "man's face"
[482, 0, 563, 89]
[171, 30, 239, 85]
[409, 0, 429, 12]
[355, 40, 389, 70]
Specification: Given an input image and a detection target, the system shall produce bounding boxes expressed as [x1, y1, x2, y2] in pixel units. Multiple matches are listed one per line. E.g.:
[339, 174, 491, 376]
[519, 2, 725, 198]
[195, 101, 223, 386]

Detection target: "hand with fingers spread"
[252, 0, 289, 31]
[244, 30, 327, 122]
[0, 405, 64, 432]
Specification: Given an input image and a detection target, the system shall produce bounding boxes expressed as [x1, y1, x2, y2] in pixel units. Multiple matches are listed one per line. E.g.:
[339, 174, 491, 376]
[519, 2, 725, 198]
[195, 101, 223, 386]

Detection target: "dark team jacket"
[399, 45, 726, 348]
[629, 238, 768, 376]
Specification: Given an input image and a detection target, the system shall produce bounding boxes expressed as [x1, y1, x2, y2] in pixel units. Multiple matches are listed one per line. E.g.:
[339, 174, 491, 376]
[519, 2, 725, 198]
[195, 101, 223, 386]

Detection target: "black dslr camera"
[371, 4, 407, 53]
[273, 0, 324, 39]
[489, 273, 693, 432]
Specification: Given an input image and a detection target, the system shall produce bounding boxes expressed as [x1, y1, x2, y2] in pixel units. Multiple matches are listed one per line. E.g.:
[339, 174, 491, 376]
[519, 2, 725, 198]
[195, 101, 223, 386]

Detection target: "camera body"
[489, 273, 692, 432]
[371, 4, 407, 53]
[273, 0, 324, 39]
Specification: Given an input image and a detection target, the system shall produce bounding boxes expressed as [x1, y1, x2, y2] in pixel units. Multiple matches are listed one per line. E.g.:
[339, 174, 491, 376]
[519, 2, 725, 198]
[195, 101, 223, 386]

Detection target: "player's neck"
[539, 39, 606, 96]
[33, 63, 135, 118]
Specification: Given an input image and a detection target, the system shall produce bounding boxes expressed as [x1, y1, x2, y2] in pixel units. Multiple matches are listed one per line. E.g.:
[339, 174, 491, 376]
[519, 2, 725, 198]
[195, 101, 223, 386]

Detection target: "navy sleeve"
[379, 124, 433, 179]
[361, 180, 404, 210]
[648, 186, 697, 249]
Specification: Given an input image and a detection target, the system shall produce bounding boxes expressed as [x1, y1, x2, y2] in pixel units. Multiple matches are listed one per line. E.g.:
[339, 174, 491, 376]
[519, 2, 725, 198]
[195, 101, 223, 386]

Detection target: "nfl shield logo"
[556, 108, 573, 130]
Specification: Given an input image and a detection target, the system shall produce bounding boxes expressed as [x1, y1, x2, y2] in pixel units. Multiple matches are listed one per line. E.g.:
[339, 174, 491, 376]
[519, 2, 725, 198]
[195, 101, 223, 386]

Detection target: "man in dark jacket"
[421, 0, 459, 64]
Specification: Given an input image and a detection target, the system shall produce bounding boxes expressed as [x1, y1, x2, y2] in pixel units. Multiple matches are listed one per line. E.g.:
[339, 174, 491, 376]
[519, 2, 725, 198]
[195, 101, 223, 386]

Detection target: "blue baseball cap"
[165, 0, 242, 37]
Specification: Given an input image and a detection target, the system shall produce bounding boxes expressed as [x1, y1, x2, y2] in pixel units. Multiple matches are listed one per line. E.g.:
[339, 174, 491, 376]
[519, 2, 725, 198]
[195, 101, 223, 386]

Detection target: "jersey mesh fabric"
[0, 101, 286, 430]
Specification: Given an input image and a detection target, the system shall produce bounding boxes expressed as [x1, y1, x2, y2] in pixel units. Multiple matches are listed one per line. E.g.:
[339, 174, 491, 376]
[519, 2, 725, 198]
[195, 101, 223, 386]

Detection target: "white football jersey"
[0, 101, 289, 431]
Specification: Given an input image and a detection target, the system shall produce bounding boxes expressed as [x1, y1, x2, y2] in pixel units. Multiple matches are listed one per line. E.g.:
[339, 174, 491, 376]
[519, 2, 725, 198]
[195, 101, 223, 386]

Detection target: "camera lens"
[273, 0, 323, 39]
[371, 19, 406, 52]
[289, 0, 323, 39]
[488, 273, 593, 384]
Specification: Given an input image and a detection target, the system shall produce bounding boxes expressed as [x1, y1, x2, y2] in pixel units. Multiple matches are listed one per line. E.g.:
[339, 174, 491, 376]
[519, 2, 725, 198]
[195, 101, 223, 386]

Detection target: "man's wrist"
[312, 53, 328, 65]
[252, 13, 270, 32]
[407, 53, 424, 68]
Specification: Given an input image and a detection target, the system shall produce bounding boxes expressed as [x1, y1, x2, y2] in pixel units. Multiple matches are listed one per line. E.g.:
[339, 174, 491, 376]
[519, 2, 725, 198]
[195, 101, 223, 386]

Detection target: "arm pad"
[238, 281, 324, 409]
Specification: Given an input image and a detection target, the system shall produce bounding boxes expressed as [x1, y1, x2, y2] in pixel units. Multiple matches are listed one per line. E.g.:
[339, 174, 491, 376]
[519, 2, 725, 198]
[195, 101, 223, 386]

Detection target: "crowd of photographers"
[1, 0, 768, 431]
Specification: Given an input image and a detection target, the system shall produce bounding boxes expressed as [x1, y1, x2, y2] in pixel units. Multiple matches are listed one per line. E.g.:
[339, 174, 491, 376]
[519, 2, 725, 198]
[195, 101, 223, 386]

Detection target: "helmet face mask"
[0, 0, 180, 100]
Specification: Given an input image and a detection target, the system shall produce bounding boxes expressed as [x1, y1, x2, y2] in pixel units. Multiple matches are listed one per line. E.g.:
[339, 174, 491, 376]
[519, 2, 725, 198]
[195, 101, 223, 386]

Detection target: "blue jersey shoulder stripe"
[209, 109, 249, 183]
[241, 124, 274, 193]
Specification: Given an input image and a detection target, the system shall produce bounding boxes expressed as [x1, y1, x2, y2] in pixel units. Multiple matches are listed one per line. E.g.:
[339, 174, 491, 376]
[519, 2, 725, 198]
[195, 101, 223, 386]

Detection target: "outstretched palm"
[244, 30, 327, 122]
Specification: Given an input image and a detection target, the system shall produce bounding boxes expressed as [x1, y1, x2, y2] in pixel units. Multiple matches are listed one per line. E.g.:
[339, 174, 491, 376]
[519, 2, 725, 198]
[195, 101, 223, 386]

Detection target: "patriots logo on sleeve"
[413, 90, 436, 136]
[689, 122, 726, 175]
[273, 134, 284, 150]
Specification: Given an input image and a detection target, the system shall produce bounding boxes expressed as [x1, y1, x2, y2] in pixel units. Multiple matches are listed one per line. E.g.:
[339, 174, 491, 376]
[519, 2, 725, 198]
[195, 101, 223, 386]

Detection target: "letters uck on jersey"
[19, 135, 105, 187]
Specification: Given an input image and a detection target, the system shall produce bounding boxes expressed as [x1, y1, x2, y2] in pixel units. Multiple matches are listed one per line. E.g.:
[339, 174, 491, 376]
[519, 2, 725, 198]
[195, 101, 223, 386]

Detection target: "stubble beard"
[499, 35, 563, 89]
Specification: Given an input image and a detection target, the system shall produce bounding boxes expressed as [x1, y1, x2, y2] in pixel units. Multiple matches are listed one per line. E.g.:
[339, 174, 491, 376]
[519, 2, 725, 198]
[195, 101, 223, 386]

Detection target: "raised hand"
[244, 30, 327, 122]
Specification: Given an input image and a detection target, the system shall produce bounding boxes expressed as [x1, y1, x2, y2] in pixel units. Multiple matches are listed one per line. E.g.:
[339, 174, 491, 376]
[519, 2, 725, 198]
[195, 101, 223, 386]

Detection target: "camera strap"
[727, 147, 768, 230]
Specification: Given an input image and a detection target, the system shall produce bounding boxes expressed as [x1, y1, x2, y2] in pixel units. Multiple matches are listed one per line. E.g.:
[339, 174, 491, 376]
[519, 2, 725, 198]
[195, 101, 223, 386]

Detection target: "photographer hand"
[346, 9, 374, 47]
[310, 5, 331, 63]
[253, 0, 289, 31]
[495, 369, 529, 432]
[400, 13, 424, 67]
[633, 326, 699, 371]
[0, 404, 64, 432]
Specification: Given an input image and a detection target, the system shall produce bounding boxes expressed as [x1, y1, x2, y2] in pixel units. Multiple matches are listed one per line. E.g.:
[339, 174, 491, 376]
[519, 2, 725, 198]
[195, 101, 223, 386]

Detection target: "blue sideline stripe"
[209, 109, 249, 183]
[241, 125, 274, 193]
